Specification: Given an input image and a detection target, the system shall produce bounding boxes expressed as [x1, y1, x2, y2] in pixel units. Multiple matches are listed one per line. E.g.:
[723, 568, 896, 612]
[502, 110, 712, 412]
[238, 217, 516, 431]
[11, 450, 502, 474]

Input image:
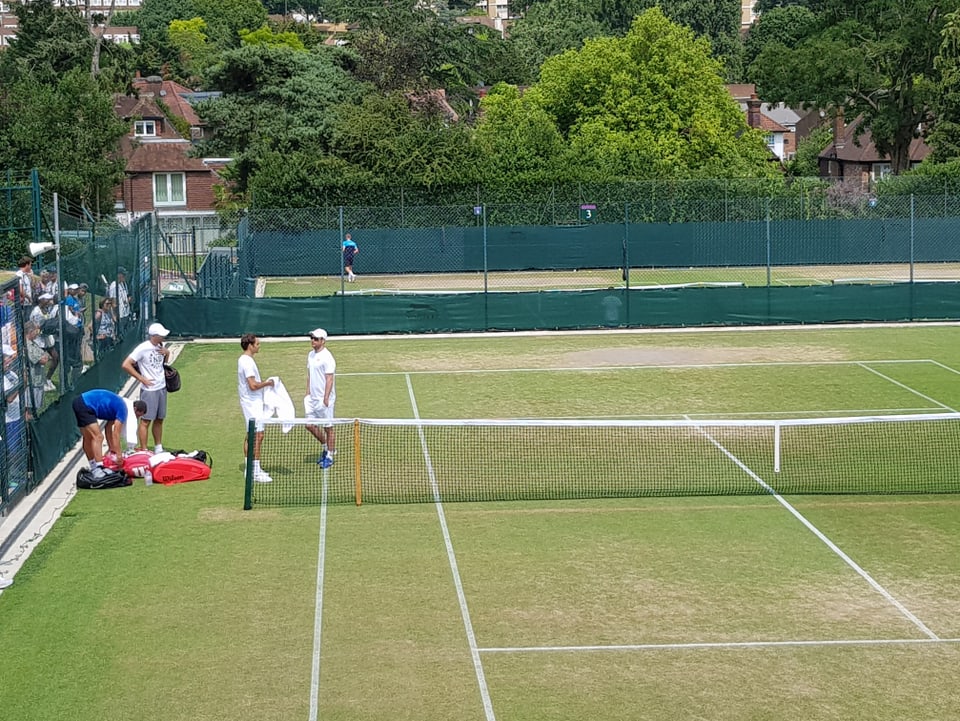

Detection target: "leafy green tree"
[168, 17, 217, 85]
[0, 0, 134, 87]
[473, 83, 572, 183]
[751, 0, 957, 175]
[240, 25, 307, 50]
[0, 69, 127, 214]
[329, 92, 481, 188]
[786, 125, 831, 176]
[195, 44, 365, 192]
[530, 8, 775, 178]
[928, 10, 960, 162]
[509, 0, 743, 80]
[135, 0, 268, 78]
[743, 4, 816, 69]
[508, 0, 607, 76]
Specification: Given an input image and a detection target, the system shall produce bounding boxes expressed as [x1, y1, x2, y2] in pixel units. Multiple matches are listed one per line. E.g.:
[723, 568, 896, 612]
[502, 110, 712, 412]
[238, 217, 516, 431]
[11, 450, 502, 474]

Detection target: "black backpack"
[76, 468, 132, 490]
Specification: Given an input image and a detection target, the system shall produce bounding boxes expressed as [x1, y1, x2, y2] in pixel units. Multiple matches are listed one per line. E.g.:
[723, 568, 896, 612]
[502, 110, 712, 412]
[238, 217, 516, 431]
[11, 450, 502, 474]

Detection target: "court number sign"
[579, 204, 597, 222]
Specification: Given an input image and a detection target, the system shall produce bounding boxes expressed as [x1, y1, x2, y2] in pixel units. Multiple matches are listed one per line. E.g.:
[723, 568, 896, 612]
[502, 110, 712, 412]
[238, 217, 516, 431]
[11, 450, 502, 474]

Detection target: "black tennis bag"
[76, 468, 132, 490]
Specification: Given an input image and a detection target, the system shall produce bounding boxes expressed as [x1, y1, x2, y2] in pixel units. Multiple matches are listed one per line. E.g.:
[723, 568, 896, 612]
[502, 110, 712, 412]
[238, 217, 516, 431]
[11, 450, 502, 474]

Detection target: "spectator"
[121, 322, 172, 452]
[41, 268, 58, 300]
[62, 284, 85, 382]
[28, 293, 59, 391]
[24, 321, 49, 413]
[94, 297, 117, 355]
[15, 256, 36, 315]
[107, 267, 131, 334]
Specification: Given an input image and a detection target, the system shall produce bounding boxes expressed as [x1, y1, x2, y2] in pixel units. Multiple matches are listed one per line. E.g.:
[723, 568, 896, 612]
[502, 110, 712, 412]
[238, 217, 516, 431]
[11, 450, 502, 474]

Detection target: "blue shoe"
[316, 450, 328, 466]
[320, 456, 334, 469]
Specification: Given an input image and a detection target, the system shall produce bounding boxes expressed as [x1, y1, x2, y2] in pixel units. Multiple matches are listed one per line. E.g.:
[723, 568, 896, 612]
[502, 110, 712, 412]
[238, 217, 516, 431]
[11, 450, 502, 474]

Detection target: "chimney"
[746, 94, 762, 129]
[833, 108, 845, 150]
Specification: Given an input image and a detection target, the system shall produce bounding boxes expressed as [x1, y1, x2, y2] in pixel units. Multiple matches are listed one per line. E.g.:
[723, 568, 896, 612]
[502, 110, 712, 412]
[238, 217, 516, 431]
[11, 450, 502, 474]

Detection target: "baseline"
[479, 637, 960, 654]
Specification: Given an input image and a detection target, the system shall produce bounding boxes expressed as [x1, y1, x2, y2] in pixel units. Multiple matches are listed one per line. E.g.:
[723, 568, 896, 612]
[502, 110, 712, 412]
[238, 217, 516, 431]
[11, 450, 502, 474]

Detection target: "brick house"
[818, 113, 930, 186]
[113, 77, 229, 245]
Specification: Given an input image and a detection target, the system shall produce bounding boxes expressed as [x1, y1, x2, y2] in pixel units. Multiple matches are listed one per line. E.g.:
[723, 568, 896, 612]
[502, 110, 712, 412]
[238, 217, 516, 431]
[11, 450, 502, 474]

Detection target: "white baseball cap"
[308, 328, 327, 340]
[147, 322, 170, 337]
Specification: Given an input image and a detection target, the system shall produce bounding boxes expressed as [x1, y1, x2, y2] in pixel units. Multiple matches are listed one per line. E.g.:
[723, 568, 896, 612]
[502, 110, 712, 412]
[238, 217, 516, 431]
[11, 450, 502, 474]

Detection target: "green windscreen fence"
[157, 283, 960, 338]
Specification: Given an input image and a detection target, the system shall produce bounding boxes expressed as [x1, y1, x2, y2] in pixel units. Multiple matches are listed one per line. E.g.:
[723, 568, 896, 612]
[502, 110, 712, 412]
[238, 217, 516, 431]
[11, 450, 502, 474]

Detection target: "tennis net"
[243, 413, 960, 508]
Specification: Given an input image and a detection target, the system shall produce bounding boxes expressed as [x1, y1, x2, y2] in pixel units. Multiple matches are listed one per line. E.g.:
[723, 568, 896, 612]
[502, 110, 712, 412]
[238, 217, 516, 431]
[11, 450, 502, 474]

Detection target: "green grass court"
[3, 325, 960, 720]
[260, 262, 960, 296]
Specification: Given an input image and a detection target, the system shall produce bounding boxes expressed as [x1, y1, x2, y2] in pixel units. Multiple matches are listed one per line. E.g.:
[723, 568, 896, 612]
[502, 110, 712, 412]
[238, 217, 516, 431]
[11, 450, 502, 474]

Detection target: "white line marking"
[928, 360, 960, 376]
[688, 418, 941, 640]
[340, 359, 936, 377]
[308, 471, 329, 721]
[479, 638, 960, 653]
[856, 363, 958, 412]
[406, 374, 496, 721]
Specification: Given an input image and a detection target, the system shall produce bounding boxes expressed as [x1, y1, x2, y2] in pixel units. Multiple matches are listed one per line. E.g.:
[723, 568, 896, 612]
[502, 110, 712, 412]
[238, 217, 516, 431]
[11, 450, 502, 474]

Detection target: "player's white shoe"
[253, 470, 273, 483]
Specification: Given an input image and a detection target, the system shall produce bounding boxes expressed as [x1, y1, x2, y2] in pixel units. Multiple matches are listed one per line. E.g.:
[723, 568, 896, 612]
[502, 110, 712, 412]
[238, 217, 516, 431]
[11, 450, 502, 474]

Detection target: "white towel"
[263, 377, 296, 433]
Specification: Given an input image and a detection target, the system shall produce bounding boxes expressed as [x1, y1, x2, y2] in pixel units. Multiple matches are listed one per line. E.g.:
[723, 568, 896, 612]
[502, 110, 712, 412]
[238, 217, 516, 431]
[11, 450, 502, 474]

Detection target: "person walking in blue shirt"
[342, 233, 359, 282]
[72, 389, 146, 479]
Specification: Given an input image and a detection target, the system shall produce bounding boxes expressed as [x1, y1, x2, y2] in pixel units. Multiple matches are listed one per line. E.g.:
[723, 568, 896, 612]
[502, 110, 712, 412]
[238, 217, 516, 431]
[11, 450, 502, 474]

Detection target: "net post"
[243, 419, 255, 510]
[773, 422, 781, 474]
[354, 418, 362, 506]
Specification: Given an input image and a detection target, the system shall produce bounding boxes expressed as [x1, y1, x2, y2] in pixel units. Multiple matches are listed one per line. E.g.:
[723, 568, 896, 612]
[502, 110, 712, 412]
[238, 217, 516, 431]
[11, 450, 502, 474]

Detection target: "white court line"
[689, 419, 940, 640]
[340, 359, 937, 377]
[406, 374, 496, 721]
[928, 360, 960, 376]
[520, 407, 940, 421]
[856, 363, 958, 413]
[308, 471, 329, 721]
[480, 637, 960, 653]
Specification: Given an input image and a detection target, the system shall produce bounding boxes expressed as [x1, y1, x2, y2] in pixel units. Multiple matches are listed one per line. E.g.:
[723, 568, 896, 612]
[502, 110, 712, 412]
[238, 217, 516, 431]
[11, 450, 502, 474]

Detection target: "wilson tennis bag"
[149, 455, 211, 485]
[76, 468, 132, 490]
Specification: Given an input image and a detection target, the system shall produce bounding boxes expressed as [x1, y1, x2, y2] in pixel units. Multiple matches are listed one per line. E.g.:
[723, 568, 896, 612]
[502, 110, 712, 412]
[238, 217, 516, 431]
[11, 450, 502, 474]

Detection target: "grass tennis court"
[260, 262, 960, 296]
[3, 324, 960, 720]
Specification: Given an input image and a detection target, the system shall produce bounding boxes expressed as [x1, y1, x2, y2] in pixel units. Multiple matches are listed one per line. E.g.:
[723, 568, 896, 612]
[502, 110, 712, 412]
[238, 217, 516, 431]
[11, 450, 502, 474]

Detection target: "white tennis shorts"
[240, 399, 266, 432]
[303, 395, 334, 427]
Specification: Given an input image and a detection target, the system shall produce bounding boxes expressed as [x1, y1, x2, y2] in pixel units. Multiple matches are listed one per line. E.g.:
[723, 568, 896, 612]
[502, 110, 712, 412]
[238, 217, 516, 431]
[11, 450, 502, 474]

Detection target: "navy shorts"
[72, 396, 98, 427]
[343, 249, 356, 265]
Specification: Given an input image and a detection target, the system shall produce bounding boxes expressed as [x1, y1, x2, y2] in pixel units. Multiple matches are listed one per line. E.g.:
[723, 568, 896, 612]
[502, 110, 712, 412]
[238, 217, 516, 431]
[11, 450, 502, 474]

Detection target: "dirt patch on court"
[198, 507, 282, 522]
[560, 345, 847, 367]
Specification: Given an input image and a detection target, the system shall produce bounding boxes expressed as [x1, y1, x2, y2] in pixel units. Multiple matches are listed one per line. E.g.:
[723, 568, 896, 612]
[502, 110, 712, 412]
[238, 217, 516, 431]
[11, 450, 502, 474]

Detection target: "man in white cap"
[305, 328, 336, 468]
[121, 322, 172, 452]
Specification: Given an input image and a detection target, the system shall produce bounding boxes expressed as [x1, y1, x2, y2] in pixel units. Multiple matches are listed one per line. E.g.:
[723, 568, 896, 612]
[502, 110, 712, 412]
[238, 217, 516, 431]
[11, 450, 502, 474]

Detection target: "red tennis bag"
[150, 457, 211, 485]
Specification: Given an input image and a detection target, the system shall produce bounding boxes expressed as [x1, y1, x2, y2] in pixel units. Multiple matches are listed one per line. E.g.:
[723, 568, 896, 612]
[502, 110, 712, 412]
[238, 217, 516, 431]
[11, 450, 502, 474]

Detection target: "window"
[134, 120, 156, 137]
[154, 173, 186, 206]
[872, 163, 892, 181]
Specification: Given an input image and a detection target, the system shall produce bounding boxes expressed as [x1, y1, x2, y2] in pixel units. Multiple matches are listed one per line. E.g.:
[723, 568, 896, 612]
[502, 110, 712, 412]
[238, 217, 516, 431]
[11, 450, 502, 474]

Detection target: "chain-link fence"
[235, 194, 960, 298]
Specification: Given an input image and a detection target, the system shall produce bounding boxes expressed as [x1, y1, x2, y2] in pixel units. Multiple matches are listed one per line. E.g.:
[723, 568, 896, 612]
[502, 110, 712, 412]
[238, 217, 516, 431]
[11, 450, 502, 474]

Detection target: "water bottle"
[144, 469, 153, 486]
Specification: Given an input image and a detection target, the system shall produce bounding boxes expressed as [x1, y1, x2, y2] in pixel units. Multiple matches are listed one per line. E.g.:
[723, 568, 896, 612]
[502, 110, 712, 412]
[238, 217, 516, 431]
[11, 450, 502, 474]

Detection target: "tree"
[0, 69, 127, 213]
[786, 125, 831, 176]
[135, 0, 268, 78]
[743, 4, 817, 69]
[329, 92, 481, 188]
[529, 8, 775, 179]
[168, 17, 217, 85]
[751, 0, 959, 175]
[927, 10, 960, 162]
[1, 0, 93, 84]
[195, 44, 365, 192]
[508, 0, 744, 80]
[473, 84, 572, 184]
